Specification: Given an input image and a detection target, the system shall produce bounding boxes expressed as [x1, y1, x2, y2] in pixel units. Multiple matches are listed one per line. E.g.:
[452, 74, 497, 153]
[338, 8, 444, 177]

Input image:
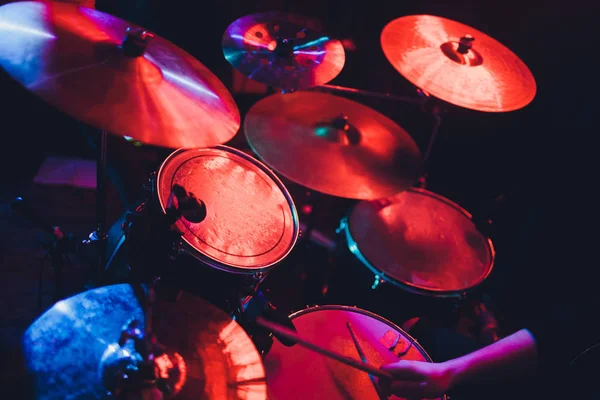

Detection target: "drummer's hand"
[378, 360, 453, 399]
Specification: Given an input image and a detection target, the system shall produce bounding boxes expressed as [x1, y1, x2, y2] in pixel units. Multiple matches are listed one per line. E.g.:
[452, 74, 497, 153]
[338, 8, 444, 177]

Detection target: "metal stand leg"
[419, 110, 443, 189]
[89, 130, 108, 285]
[314, 84, 424, 105]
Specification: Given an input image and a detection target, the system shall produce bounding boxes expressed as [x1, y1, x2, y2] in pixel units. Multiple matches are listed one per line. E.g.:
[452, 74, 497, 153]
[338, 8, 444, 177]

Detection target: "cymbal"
[381, 15, 536, 112]
[222, 12, 345, 91]
[244, 92, 423, 200]
[0, 1, 240, 148]
[22, 284, 267, 399]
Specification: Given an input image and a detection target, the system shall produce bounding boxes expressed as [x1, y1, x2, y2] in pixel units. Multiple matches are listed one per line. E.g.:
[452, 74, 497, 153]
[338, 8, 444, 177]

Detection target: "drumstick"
[347, 322, 388, 400]
[256, 317, 392, 380]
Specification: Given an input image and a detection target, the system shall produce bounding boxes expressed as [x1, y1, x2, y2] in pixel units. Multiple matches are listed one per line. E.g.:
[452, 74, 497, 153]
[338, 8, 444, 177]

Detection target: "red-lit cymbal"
[222, 12, 345, 91]
[381, 15, 536, 112]
[244, 92, 423, 200]
[0, 1, 240, 148]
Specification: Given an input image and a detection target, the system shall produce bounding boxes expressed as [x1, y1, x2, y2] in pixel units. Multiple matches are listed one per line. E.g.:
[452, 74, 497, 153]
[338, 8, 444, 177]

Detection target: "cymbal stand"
[315, 84, 425, 105]
[84, 130, 108, 286]
[11, 197, 78, 309]
[419, 97, 445, 189]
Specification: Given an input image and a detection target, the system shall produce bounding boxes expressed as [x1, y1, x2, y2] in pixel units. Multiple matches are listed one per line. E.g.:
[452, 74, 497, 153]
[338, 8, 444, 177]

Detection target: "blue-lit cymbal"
[22, 284, 267, 399]
[222, 12, 345, 91]
[0, 1, 240, 148]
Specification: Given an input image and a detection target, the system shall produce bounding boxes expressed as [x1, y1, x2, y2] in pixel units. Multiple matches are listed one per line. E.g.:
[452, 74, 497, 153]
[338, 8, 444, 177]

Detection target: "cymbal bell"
[244, 92, 423, 200]
[0, 1, 240, 148]
[381, 15, 536, 112]
[222, 12, 345, 91]
[22, 284, 267, 399]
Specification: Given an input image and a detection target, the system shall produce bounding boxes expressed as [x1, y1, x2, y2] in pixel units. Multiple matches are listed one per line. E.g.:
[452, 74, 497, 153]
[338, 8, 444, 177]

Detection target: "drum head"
[157, 146, 299, 273]
[265, 306, 444, 400]
[347, 188, 494, 295]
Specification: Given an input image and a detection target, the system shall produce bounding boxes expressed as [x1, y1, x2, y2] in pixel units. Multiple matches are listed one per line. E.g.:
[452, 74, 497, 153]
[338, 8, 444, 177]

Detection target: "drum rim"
[289, 304, 433, 361]
[156, 145, 300, 275]
[343, 187, 496, 298]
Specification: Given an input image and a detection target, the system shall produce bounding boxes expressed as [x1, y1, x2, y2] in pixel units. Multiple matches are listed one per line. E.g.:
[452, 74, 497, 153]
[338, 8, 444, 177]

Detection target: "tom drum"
[329, 187, 495, 322]
[126, 145, 299, 313]
[264, 305, 446, 400]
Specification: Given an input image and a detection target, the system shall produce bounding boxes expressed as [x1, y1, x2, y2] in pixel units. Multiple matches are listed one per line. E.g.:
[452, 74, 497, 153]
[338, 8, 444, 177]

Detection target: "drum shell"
[327, 229, 463, 324]
[124, 195, 263, 313]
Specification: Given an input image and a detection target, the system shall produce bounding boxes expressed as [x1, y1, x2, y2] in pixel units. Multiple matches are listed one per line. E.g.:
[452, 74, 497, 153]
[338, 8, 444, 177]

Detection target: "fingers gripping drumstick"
[256, 317, 392, 380]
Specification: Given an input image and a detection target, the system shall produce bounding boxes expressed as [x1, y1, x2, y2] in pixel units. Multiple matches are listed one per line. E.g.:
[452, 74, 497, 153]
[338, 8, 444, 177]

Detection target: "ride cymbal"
[22, 284, 267, 399]
[222, 12, 345, 91]
[0, 1, 240, 148]
[381, 15, 536, 112]
[244, 92, 422, 200]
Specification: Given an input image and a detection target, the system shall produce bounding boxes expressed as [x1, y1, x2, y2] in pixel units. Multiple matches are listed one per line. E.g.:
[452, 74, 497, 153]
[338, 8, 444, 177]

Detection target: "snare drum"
[125, 145, 299, 313]
[328, 187, 495, 322]
[264, 305, 446, 400]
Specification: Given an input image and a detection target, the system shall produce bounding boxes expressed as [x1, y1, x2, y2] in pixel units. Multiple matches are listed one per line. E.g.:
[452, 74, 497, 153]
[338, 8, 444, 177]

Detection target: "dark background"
[0, 0, 597, 398]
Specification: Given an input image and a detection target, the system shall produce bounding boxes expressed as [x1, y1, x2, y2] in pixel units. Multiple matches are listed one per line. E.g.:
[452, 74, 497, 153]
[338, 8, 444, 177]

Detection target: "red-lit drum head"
[265, 306, 444, 400]
[346, 188, 494, 294]
[157, 146, 298, 273]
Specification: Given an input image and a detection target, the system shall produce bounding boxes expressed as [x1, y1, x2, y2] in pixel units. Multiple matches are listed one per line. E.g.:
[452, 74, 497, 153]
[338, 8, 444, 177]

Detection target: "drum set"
[0, 1, 537, 399]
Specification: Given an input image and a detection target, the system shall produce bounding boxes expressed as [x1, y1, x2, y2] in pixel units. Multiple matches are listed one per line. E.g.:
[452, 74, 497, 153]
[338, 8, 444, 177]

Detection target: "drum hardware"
[11, 196, 81, 309]
[240, 290, 300, 355]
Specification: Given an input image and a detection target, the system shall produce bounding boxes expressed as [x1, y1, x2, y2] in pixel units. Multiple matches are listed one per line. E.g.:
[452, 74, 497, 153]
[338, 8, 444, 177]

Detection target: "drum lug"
[336, 218, 347, 234]
[371, 275, 383, 290]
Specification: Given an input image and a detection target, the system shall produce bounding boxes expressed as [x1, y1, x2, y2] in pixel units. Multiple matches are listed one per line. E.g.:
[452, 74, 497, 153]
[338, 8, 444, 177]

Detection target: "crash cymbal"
[222, 12, 345, 91]
[381, 15, 536, 112]
[0, 1, 240, 148]
[22, 284, 267, 399]
[244, 92, 422, 200]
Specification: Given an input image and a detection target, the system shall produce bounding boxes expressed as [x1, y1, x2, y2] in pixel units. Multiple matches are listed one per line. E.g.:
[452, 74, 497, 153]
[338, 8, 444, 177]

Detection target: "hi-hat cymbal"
[22, 284, 267, 399]
[244, 92, 423, 200]
[0, 1, 240, 148]
[381, 15, 536, 112]
[222, 12, 345, 91]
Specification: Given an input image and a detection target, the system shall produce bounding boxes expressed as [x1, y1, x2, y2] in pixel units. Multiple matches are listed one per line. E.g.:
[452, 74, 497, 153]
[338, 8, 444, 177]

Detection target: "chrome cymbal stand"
[83, 130, 108, 286]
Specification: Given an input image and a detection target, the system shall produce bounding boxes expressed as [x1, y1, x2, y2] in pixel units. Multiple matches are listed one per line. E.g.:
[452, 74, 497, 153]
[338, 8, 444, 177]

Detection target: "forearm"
[443, 329, 538, 389]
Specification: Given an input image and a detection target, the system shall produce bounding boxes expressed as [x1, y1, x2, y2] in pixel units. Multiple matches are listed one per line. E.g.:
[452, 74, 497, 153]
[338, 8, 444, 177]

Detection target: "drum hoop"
[156, 145, 300, 275]
[289, 305, 435, 363]
[343, 187, 496, 297]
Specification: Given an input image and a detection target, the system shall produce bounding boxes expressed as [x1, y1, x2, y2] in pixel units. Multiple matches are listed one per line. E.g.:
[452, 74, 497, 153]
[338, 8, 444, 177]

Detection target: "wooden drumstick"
[256, 317, 392, 380]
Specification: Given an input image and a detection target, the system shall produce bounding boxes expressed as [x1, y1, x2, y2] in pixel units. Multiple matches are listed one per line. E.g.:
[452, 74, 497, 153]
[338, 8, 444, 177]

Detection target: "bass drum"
[328, 187, 495, 323]
[264, 305, 446, 400]
[125, 145, 299, 314]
